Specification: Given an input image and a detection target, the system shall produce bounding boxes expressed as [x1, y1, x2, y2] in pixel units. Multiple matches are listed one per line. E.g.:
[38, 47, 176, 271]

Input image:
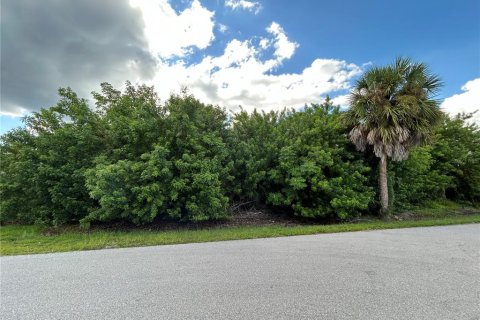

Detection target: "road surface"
[1, 224, 479, 319]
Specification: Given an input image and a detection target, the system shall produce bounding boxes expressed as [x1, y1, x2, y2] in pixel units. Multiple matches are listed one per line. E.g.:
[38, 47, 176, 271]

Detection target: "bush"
[389, 113, 480, 209]
[266, 100, 373, 219]
[0, 128, 39, 224]
[430, 114, 480, 203]
[390, 146, 451, 209]
[1, 83, 478, 225]
[228, 109, 285, 202]
[83, 93, 231, 225]
[84, 147, 172, 225]
[1, 89, 104, 225]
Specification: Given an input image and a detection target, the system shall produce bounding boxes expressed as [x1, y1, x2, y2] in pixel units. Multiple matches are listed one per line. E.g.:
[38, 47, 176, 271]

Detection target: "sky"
[1, 0, 479, 133]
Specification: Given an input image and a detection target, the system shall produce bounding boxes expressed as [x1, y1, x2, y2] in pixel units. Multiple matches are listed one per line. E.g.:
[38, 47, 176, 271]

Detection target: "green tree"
[1, 88, 104, 224]
[160, 93, 232, 222]
[389, 146, 451, 208]
[267, 100, 373, 219]
[84, 147, 173, 225]
[430, 113, 480, 203]
[92, 82, 165, 161]
[228, 109, 285, 202]
[0, 128, 38, 223]
[344, 58, 443, 214]
[84, 91, 232, 225]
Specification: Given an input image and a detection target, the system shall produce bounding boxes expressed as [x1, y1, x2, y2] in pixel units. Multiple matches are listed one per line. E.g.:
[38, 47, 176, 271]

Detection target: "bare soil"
[41, 204, 479, 235]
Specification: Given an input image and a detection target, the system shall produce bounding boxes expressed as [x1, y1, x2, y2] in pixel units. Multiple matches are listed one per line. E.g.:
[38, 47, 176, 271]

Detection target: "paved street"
[1, 224, 479, 319]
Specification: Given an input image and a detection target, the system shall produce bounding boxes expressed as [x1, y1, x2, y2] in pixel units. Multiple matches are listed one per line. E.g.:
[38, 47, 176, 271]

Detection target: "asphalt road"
[1, 224, 479, 320]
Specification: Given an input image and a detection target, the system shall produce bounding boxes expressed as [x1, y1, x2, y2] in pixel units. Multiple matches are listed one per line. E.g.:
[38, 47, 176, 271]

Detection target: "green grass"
[1, 213, 479, 256]
[406, 199, 477, 218]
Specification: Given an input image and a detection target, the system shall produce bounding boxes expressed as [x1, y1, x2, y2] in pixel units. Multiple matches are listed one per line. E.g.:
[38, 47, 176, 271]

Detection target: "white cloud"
[129, 0, 215, 58]
[0, 105, 29, 117]
[259, 38, 270, 49]
[149, 23, 361, 113]
[441, 78, 480, 124]
[266, 22, 298, 61]
[331, 94, 349, 107]
[218, 23, 228, 33]
[1, 0, 362, 118]
[225, 0, 261, 14]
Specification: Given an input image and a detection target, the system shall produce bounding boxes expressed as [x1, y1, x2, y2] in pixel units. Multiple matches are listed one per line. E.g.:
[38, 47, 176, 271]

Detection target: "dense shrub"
[266, 101, 374, 219]
[1, 83, 478, 226]
[430, 114, 480, 203]
[389, 146, 451, 209]
[1, 89, 104, 224]
[83, 92, 232, 225]
[0, 128, 39, 224]
[93, 82, 165, 161]
[389, 114, 480, 209]
[228, 109, 284, 202]
[84, 147, 172, 225]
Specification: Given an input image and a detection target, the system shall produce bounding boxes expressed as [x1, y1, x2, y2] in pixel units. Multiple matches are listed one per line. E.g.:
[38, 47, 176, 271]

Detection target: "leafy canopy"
[344, 57, 443, 160]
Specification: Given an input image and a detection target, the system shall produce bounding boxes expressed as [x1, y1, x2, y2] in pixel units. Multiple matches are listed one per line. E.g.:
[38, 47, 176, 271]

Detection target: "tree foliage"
[83, 89, 232, 225]
[344, 57, 444, 213]
[345, 57, 443, 160]
[1, 78, 478, 226]
[389, 113, 480, 208]
[228, 109, 284, 202]
[1, 88, 104, 224]
[266, 100, 373, 219]
[429, 114, 480, 203]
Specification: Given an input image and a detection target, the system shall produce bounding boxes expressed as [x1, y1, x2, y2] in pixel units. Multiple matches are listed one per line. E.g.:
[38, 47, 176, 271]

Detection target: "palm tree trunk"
[379, 154, 389, 215]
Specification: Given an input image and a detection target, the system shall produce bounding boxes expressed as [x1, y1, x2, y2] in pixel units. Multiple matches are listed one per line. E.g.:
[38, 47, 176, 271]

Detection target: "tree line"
[1, 59, 479, 226]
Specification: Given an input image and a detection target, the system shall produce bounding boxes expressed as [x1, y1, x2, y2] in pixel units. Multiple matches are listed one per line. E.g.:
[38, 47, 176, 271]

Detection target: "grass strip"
[1, 214, 479, 256]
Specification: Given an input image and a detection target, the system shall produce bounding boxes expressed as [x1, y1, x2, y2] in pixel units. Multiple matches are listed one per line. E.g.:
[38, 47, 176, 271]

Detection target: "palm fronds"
[344, 57, 443, 161]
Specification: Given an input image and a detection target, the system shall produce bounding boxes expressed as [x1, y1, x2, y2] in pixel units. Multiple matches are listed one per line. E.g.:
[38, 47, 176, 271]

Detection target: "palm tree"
[344, 57, 443, 214]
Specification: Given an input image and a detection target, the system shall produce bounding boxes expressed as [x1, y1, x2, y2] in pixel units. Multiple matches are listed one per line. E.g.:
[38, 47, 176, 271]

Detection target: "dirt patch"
[41, 206, 320, 235]
[40, 204, 479, 235]
[391, 211, 417, 221]
[455, 208, 479, 215]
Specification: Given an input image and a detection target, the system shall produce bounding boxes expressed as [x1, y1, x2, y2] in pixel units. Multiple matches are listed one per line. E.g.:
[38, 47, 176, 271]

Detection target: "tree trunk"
[379, 154, 389, 215]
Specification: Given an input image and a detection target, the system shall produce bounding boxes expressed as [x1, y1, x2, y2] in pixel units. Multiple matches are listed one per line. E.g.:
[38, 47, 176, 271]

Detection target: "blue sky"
[1, 0, 479, 134]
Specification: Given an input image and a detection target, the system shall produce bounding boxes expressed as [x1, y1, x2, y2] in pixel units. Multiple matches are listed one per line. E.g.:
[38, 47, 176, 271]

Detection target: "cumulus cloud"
[129, 0, 215, 58]
[150, 29, 361, 112]
[266, 22, 299, 61]
[331, 94, 349, 108]
[1, 0, 361, 117]
[1, 0, 156, 116]
[218, 23, 228, 33]
[225, 0, 261, 14]
[441, 78, 480, 124]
